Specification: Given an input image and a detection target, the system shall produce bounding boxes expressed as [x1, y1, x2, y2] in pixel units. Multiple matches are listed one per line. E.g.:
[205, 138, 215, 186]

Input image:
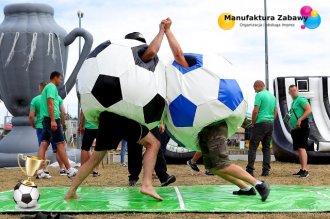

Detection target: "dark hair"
[39, 81, 47, 89]
[289, 84, 297, 90]
[125, 32, 146, 43]
[50, 71, 62, 80]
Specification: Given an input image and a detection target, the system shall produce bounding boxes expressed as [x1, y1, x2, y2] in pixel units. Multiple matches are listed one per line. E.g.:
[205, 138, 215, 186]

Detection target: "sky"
[0, 0, 330, 122]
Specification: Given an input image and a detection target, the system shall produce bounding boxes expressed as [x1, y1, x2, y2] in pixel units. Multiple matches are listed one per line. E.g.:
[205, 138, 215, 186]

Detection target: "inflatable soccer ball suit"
[77, 39, 166, 129]
[164, 53, 247, 151]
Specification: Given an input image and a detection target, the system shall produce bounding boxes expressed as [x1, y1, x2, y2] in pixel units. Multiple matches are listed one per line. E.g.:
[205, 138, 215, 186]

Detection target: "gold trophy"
[17, 154, 49, 187]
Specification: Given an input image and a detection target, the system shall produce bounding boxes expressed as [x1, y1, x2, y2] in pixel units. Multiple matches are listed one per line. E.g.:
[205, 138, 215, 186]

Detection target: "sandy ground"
[0, 160, 329, 219]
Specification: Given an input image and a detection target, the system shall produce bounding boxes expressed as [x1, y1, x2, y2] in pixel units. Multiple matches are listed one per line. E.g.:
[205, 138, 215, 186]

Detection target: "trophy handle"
[17, 154, 27, 176]
[58, 28, 93, 99]
[44, 159, 50, 167]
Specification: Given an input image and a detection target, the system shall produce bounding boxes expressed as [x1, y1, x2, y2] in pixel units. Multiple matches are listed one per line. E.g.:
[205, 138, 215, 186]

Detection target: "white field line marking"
[174, 186, 185, 210]
[317, 191, 330, 199]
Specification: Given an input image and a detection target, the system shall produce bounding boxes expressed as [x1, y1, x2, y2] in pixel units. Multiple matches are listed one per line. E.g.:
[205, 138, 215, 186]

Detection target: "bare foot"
[140, 185, 163, 201]
[64, 189, 79, 200]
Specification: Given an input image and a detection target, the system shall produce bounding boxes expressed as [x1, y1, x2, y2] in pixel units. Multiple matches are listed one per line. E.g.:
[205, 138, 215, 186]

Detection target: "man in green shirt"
[37, 71, 78, 178]
[289, 85, 312, 178]
[29, 82, 66, 178]
[246, 80, 277, 177]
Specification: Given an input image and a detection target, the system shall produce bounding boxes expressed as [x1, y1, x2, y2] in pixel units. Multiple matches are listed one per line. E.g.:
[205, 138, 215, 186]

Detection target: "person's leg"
[298, 148, 308, 170]
[151, 128, 171, 184]
[216, 171, 251, 189]
[120, 139, 127, 165]
[56, 152, 65, 169]
[51, 140, 65, 170]
[65, 150, 106, 199]
[37, 123, 51, 170]
[187, 152, 202, 172]
[200, 123, 269, 201]
[246, 123, 263, 175]
[155, 149, 170, 183]
[36, 128, 43, 146]
[56, 142, 72, 170]
[261, 123, 273, 175]
[81, 150, 90, 165]
[191, 152, 203, 163]
[137, 132, 162, 200]
[160, 131, 170, 154]
[37, 141, 49, 162]
[80, 129, 95, 166]
[127, 141, 143, 183]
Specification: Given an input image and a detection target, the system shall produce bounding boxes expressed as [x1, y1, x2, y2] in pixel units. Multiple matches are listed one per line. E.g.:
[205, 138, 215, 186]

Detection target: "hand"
[159, 123, 165, 134]
[51, 120, 57, 132]
[164, 17, 172, 31]
[64, 189, 79, 200]
[159, 20, 165, 32]
[296, 119, 302, 128]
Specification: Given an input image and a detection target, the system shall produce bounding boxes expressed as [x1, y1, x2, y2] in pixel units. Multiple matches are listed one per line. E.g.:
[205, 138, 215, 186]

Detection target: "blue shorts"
[41, 117, 65, 148]
[36, 128, 57, 153]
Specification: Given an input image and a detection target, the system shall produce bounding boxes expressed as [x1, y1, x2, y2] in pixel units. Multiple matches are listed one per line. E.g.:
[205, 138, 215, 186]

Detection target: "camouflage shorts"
[198, 123, 231, 170]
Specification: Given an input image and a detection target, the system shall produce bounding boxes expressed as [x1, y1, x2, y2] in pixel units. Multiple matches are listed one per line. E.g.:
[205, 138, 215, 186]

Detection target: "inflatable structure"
[273, 76, 330, 164]
[164, 53, 247, 151]
[0, 3, 93, 167]
[77, 39, 166, 130]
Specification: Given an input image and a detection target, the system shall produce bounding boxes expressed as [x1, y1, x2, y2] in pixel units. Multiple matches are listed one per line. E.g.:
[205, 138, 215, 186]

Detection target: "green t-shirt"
[289, 96, 310, 129]
[85, 120, 98, 130]
[254, 89, 276, 124]
[40, 83, 61, 120]
[30, 95, 43, 129]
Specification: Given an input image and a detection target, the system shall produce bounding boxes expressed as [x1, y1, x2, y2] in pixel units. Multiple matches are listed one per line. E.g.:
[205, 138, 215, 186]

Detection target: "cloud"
[0, 0, 329, 120]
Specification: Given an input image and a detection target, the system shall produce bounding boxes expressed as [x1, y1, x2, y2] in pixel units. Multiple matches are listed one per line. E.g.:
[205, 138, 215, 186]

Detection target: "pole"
[264, 0, 269, 90]
[77, 11, 84, 148]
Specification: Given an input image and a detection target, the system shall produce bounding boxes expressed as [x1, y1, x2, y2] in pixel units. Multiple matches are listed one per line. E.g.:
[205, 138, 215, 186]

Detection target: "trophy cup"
[17, 154, 48, 187]
[13, 154, 49, 208]
[0, 3, 93, 167]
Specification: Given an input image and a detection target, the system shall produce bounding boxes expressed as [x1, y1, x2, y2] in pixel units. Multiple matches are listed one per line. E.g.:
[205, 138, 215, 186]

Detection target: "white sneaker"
[36, 170, 52, 179]
[59, 169, 67, 176]
[67, 168, 78, 178]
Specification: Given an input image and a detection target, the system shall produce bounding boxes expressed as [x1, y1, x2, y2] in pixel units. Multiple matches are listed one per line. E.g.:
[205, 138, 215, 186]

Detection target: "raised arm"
[164, 18, 189, 68]
[140, 21, 166, 62]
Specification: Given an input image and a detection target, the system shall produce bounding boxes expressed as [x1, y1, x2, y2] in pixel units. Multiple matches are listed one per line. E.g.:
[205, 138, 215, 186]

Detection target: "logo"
[218, 13, 235, 30]
[300, 6, 321, 29]
[218, 5, 321, 30]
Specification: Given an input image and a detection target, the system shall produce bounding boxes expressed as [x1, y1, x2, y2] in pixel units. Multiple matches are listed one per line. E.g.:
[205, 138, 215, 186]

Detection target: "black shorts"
[291, 128, 310, 150]
[81, 128, 98, 151]
[95, 112, 149, 151]
[41, 117, 64, 145]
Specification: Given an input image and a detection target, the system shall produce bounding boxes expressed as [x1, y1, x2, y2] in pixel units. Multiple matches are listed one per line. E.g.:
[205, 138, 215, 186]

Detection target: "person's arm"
[159, 121, 165, 134]
[140, 21, 166, 62]
[251, 93, 261, 127]
[47, 98, 57, 131]
[274, 108, 278, 119]
[251, 106, 259, 127]
[296, 104, 312, 128]
[79, 110, 85, 134]
[60, 105, 66, 128]
[164, 18, 189, 68]
[28, 110, 36, 129]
